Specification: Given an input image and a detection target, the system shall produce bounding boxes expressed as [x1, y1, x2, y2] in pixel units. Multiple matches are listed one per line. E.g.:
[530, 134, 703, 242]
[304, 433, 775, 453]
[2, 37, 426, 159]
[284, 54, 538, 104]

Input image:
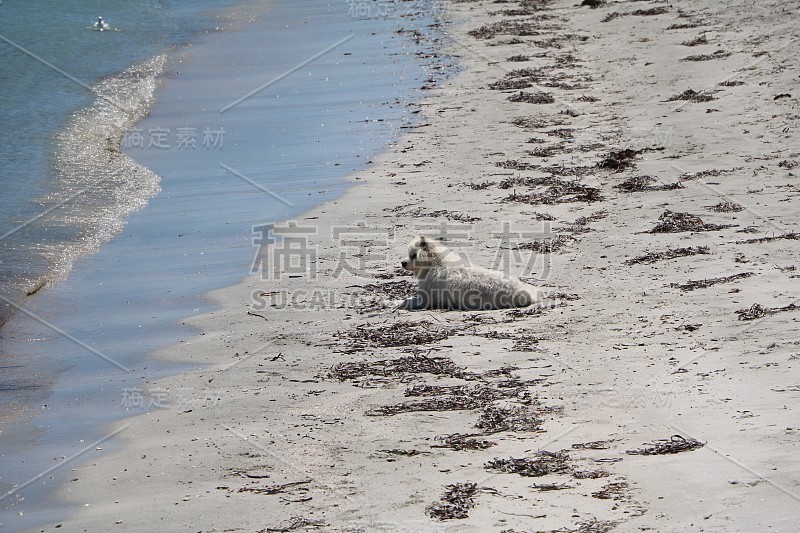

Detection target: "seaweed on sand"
[366, 384, 531, 416]
[330, 352, 464, 380]
[502, 179, 603, 205]
[736, 302, 800, 321]
[738, 232, 800, 244]
[614, 175, 683, 192]
[707, 201, 743, 212]
[592, 482, 628, 500]
[335, 321, 451, 351]
[624, 246, 710, 265]
[432, 433, 497, 451]
[485, 451, 570, 477]
[665, 88, 714, 103]
[670, 272, 753, 291]
[648, 210, 733, 233]
[426, 482, 478, 520]
[597, 148, 642, 171]
[356, 280, 416, 300]
[681, 50, 731, 61]
[475, 404, 554, 434]
[516, 233, 576, 253]
[626, 434, 704, 455]
[508, 91, 556, 104]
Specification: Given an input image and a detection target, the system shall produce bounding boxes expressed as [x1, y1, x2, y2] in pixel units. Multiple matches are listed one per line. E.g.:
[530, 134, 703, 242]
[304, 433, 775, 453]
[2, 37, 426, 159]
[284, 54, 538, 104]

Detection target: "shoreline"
[0, 1, 450, 530]
[24, 0, 800, 531]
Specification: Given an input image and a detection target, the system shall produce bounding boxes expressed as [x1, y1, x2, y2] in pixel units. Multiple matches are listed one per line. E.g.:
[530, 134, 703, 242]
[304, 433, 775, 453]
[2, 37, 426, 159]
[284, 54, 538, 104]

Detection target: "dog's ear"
[417, 235, 430, 251]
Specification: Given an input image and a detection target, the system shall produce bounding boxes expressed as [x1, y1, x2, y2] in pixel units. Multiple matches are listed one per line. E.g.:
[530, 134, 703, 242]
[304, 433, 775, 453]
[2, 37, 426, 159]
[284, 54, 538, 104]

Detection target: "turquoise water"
[0, 0, 448, 530]
[0, 0, 247, 323]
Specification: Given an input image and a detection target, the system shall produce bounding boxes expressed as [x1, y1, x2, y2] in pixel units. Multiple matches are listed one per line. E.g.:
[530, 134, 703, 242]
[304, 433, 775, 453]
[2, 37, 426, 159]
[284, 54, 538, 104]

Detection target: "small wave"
[37, 55, 167, 285]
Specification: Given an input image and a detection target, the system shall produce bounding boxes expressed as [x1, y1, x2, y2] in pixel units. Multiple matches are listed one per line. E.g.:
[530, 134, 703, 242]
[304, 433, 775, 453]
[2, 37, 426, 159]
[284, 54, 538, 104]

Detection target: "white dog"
[400, 235, 540, 310]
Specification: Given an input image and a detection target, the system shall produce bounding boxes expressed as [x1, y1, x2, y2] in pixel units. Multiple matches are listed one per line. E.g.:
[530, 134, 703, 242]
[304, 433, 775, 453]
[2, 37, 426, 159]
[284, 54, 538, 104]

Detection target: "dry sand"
[37, 0, 799, 531]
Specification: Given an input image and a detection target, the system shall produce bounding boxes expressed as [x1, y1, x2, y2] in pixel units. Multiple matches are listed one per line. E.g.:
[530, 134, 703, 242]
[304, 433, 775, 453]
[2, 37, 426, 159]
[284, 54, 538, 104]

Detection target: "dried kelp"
[508, 91, 556, 104]
[486, 451, 570, 477]
[708, 201, 743, 212]
[335, 321, 451, 351]
[367, 384, 531, 416]
[475, 404, 551, 434]
[502, 180, 603, 205]
[624, 246, 710, 265]
[681, 50, 731, 61]
[597, 148, 641, 171]
[615, 175, 683, 192]
[626, 435, 704, 455]
[738, 232, 800, 244]
[426, 482, 478, 520]
[592, 482, 628, 500]
[330, 353, 464, 380]
[665, 88, 714, 103]
[737, 302, 799, 321]
[670, 272, 753, 291]
[432, 433, 497, 451]
[516, 234, 576, 253]
[648, 210, 733, 233]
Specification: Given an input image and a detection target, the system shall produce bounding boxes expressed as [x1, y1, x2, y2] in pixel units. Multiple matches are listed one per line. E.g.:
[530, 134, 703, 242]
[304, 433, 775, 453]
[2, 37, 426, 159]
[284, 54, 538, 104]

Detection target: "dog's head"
[401, 235, 459, 278]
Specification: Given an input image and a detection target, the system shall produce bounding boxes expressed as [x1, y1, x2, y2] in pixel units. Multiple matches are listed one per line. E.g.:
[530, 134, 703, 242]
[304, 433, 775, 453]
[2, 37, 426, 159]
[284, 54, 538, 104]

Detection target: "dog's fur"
[400, 235, 540, 310]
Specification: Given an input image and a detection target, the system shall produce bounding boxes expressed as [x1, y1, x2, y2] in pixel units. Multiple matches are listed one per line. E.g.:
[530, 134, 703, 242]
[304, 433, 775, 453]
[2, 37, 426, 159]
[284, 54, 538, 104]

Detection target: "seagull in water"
[94, 16, 109, 31]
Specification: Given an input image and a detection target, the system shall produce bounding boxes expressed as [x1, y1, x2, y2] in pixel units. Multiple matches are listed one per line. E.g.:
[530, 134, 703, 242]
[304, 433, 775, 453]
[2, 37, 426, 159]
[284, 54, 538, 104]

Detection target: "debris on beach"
[516, 234, 576, 253]
[665, 88, 714, 103]
[334, 321, 452, 352]
[366, 383, 531, 417]
[508, 91, 556, 104]
[626, 435, 704, 455]
[486, 451, 571, 477]
[502, 179, 603, 205]
[262, 516, 325, 532]
[355, 280, 416, 301]
[475, 404, 553, 434]
[572, 440, 616, 450]
[707, 201, 743, 212]
[237, 480, 310, 495]
[614, 175, 683, 193]
[682, 35, 708, 46]
[466, 180, 495, 190]
[573, 469, 611, 479]
[330, 352, 463, 380]
[581, 0, 607, 8]
[602, 7, 668, 23]
[392, 205, 482, 223]
[432, 433, 497, 451]
[738, 231, 800, 244]
[426, 482, 479, 520]
[648, 210, 733, 233]
[678, 167, 741, 180]
[532, 482, 574, 491]
[624, 246, 711, 265]
[592, 482, 629, 500]
[597, 148, 642, 171]
[670, 272, 754, 291]
[736, 302, 800, 321]
[681, 50, 731, 61]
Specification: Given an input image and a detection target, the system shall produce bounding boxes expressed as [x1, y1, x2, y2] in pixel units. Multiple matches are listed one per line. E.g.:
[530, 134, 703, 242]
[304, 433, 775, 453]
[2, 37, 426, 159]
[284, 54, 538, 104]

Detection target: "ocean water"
[0, 0, 252, 326]
[0, 0, 448, 529]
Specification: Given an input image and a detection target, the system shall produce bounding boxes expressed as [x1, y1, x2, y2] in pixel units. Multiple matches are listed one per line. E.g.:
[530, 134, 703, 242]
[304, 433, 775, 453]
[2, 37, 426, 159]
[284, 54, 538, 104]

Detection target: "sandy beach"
[27, 0, 800, 531]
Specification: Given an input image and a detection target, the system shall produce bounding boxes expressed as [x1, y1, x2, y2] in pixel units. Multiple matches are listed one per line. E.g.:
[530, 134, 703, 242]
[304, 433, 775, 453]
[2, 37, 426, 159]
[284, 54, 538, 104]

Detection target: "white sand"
[38, 0, 800, 531]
